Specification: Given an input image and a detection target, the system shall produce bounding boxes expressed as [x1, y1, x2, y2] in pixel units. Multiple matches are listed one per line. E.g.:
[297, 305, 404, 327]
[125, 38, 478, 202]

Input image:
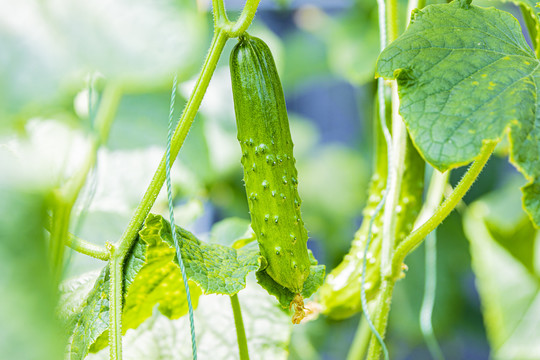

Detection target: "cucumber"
[229, 34, 310, 293]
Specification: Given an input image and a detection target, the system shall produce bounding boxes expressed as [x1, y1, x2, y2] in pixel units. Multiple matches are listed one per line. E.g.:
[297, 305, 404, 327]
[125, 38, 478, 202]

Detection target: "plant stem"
[45, 215, 109, 261]
[212, 0, 229, 27]
[391, 141, 496, 279]
[49, 197, 72, 283]
[388, 0, 399, 42]
[366, 279, 395, 360]
[421, 232, 445, 360]
[114, 29, 228, 260]
[380, 82, 407, 276]
[230, 294, 250, 360]
[418, 170, 448, 360]
[49, 83, 122, 281]
[106, 1, 262, 356]
[366, 141, 496, 359]
[109, 245, 123, 360]
[224, 0, 261, 37]
[66, 233, 110, 261]
[347, 317, 372, 360]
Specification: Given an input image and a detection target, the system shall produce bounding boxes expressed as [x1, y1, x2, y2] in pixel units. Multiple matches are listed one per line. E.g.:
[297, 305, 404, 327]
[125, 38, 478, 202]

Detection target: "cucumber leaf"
[65, 219, 203, 359]
[376, 1, 540, 227]
[64, 213, 263, 359]
[86, 278, 292, 360]
[464, 179, 540, 359]
[140, 214, 261, 295]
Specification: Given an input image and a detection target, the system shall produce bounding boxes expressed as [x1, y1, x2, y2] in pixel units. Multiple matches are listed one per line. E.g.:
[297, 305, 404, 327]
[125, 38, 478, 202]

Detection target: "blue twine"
[165, 74, 197, 359]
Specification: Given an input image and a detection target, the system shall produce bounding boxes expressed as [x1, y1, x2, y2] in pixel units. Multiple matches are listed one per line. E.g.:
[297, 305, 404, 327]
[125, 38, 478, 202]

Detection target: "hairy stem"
[230, 294, 250, 360]
[114, 29, 228, 260]
[107, 0, 262, 356]
[49, 198, 72, 283]
[66, 233, 110, 261]
[109, 245, 123, 360]
[224, 0, 262, 37]
[366, 279, 395, 360]
[50, 83, 122, 280]
[45, 215, 109, 261]
[380, 82, 407, 275]
[367, 141, 496, 359]
[391, 141, 496, 279]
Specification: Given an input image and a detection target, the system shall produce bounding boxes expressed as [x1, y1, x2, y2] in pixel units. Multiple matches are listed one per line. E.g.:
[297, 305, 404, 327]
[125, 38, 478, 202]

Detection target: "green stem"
[366, 279, 395, 360]
[49, 197, 72, 283]
[391, 141, 496, 279]
[230, 294, 250, 360]
[224, 0, 261, 37]
[388, 0, 399, 42]
[109, 245, 123, 360]
[366, 141, 496, 359]
[107, 0, 262, 356]
[114, 29, 228, 260]
[49, 83, 122, 280]
[418, 170, 448, 360]
[94, 82, 123, 145]
[406, 0, 426, 20]
[66, 233, 110, 261]
[45, 215, 109, 261]
[347, 317, 372, 360]
[212, 0, 229, 27]
[380, 82, 407, 276]
[421, 232, 445, 360]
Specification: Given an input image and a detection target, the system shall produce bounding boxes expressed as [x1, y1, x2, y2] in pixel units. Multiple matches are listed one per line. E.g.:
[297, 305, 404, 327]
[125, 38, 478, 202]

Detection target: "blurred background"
[1, 0, 538, 359]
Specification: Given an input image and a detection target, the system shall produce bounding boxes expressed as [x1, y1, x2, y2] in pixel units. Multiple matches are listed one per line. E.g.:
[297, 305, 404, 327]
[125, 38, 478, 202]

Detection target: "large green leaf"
[464, 179, 540, 359]
[376, 0, 540, 226]
[86, 278, 292, 360]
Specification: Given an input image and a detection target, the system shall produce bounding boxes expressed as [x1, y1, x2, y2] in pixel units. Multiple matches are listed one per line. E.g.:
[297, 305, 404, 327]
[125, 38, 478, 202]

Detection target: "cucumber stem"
[109, 244, 123, 360]
[391, 141, 496, 279]
[65, 231, 110, 261]
[367, 141, 497, 359]
[230, 294, 250, 360]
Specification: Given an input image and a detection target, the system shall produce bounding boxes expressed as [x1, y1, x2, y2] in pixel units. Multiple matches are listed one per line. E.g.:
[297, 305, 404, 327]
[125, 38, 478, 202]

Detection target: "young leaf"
[464, 179, 540, 358]
[139, 214, 261, 295]
[376, 1, 540, 226]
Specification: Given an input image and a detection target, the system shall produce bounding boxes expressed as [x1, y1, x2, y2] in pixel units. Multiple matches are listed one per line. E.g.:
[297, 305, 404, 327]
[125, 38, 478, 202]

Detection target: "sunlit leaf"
[139, 214, 261, 295]
[86, 278, 292, 360]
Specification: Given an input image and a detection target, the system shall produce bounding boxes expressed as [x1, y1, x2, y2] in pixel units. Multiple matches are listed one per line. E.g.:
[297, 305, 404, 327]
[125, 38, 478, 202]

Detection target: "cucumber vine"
[27, 0, 540, 359]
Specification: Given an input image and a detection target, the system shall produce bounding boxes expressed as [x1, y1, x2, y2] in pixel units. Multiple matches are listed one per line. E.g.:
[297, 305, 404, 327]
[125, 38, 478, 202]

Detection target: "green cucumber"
[229, 34, 310, 293]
